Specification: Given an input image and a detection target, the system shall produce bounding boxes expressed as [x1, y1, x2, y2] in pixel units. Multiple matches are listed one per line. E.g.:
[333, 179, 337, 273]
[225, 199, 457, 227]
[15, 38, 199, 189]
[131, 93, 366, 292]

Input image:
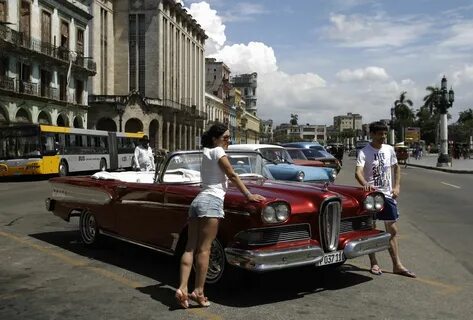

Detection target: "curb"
[407, 163, 473, 174]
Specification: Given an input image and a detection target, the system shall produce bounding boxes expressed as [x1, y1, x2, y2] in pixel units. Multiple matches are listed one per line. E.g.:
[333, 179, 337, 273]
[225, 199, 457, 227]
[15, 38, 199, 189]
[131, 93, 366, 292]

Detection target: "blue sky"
[184, 0, 473, 126]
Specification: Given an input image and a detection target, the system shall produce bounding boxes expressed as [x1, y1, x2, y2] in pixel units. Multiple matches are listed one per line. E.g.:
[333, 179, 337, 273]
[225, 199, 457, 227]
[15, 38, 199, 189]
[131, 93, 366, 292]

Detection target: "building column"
[178, 124, 182, 150]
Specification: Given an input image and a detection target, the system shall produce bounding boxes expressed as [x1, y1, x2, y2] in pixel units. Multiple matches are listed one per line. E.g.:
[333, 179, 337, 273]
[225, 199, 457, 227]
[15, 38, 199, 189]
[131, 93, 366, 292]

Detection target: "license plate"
[315, 250, 345, 266]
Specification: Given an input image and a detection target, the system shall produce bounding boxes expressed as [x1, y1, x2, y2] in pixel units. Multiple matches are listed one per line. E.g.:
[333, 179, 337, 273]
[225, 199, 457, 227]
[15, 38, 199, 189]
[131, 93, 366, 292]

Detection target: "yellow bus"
[0, 124, 144, 176]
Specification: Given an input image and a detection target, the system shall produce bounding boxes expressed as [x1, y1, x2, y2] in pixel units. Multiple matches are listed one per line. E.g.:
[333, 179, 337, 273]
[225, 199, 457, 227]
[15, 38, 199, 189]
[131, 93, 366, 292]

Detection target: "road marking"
[441, 182, 461, 189]
[0, 230, 223, 320]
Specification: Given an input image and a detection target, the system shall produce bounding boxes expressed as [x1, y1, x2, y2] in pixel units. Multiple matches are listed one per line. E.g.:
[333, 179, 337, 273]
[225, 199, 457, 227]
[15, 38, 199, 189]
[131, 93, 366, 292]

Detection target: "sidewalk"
[407, 153, 473, 173]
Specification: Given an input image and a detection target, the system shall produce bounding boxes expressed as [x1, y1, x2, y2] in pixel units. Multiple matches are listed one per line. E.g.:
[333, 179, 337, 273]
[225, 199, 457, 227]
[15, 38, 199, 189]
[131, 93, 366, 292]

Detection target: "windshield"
[301, 148, 326, 158]
[160, 151, 272, 183]
[0, 126, 42, 159]
[286, 149, 308, 160]
[258, 148, 293, 163]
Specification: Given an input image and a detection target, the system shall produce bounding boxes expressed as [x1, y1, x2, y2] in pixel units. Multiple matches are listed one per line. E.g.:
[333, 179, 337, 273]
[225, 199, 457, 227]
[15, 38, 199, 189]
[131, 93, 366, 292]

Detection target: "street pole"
[390, 107, 395, 145]
[436, 76, 454, 167]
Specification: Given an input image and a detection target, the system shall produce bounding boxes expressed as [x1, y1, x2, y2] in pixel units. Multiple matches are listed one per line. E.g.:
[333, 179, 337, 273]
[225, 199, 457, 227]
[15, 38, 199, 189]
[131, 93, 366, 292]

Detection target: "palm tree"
[423, 86, 440, 114]
[290, 113, 298, 125]
[394, 91, 415, 142]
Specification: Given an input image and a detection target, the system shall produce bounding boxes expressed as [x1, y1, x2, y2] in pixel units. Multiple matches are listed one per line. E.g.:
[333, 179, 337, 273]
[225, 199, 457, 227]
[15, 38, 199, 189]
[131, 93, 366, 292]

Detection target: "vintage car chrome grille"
[235, 223, 311, 246]
[319, 199, 341, 252]
[340, 216, 374, 233]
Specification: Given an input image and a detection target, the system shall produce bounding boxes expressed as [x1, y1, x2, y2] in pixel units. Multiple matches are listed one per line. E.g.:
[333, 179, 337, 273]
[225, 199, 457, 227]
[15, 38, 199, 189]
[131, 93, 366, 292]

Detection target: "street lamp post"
[390, 107, 395, 145]
[116, 103, 126, 132]
[436, 76, 454, 167]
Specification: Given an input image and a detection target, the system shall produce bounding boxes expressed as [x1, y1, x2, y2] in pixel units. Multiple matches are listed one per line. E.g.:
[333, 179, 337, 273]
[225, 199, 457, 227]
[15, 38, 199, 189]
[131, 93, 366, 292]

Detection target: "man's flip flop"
[370, 265, 383, 275]
[394, 269, 416, 278]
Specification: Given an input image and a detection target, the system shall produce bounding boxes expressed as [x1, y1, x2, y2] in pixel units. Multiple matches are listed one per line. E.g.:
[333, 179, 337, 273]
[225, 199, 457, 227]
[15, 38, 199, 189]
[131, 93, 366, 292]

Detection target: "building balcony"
[0, 24, 96, 74]
[0, 76, 83, 105]
[88, 95, 208, 120]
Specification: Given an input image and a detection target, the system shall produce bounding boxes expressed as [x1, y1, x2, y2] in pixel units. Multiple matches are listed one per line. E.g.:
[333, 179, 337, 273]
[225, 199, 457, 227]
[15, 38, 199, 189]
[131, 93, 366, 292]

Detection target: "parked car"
[46, 150, 390, 284]
[281, 142, 341, 173]
[326, 143, 344, 165]
[284, 148, 325, 167]
[228, 144, 336, 183]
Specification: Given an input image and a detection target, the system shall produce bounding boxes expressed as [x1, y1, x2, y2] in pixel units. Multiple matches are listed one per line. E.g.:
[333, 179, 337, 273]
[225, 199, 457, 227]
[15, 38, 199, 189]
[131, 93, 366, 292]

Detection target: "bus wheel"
[100, 158, 107, 171]
[58, 161, 69, 177]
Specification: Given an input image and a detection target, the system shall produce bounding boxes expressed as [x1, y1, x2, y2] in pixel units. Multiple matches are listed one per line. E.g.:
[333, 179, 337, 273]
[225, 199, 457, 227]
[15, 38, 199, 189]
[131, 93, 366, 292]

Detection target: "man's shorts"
[188, 193, 225, 219]
[375, 197, 399, 221]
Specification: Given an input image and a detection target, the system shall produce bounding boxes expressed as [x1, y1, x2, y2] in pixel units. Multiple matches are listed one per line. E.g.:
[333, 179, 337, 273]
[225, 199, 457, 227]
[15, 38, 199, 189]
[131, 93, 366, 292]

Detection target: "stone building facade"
[87, 0, 207, 151]
[0, 0, 95, 127]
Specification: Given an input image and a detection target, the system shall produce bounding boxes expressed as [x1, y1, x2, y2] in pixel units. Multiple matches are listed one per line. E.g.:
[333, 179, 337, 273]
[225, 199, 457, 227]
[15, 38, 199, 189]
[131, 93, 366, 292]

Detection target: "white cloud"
[440, 22, 473, 48]
[187, 2, 226, 55]
[212, 42, 278, 74]
[453, 65, 473, 86]
[336, 66, 389, 82]
[324, 13, 431, 48]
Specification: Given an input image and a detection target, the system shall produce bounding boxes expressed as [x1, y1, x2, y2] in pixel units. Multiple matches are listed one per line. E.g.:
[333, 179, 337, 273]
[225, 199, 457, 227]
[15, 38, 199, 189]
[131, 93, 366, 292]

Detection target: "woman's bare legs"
[193, 217, 219, 295]
[178, 218, 199, 296]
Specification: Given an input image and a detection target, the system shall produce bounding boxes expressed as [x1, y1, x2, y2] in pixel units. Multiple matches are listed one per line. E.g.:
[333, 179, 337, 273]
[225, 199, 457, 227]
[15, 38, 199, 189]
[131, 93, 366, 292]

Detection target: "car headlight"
[363, 193, 385, 211]
[330, 169, 337, 181]
[262, 202, 290, 224]
[296, 170, 305, 182]
[373, 194, 384, 211]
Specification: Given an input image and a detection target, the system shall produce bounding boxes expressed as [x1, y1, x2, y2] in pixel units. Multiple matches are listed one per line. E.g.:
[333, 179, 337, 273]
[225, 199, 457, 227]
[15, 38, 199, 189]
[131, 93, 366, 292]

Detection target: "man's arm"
[149, 148, 155, 170]
[134, 147, 141, 168]
[355, 166, 374, 191]
[392, 163, 400, 198]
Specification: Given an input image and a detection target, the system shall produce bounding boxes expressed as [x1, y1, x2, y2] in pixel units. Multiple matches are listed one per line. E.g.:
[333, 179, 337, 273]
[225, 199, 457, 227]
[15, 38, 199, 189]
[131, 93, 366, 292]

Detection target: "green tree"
[290, 113, 298, 125]
[458, 108, 473, 124]
[394, 91, 415, 141]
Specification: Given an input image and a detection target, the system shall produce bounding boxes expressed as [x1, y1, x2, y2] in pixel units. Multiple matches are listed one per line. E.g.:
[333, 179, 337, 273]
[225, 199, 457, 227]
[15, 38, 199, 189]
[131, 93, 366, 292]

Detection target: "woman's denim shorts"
[188, 193, 225, 219]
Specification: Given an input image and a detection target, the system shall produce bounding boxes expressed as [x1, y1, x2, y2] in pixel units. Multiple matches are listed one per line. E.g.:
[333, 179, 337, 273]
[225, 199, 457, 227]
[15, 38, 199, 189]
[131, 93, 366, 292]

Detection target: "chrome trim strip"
[50, 182, 112, 205]
[120, 200, 250, 216]
[225, 209, 251, 216]
[99, 230, 175, 256]
[343, 232, 391, 259]
[225, 245, 324, 272]
[120, 199, 189, 209]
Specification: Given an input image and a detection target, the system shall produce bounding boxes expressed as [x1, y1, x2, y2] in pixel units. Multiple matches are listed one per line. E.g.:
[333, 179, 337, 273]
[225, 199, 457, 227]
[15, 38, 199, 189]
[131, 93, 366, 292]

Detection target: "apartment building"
[0, 0, 95, 127]
[231, 72, 257, 115]
[87, 0, 207, 151]
[274, 123, 327, 144]
[333, 112, 362, 132]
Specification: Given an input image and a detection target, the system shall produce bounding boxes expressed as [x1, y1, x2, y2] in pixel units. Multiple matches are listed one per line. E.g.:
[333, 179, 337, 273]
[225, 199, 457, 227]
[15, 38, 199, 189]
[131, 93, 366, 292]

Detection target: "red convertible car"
[46, 150, 390, 284]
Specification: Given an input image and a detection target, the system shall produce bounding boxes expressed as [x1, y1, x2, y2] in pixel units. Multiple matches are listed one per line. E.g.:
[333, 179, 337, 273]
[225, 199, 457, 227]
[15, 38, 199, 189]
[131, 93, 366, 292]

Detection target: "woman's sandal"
[189, 291, 210, 307]
[175, 289, 189, 309]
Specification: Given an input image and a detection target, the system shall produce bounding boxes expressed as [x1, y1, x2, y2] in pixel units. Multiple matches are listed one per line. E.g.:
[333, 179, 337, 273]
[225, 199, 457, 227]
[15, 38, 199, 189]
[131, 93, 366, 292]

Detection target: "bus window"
[100, 136, 107, 149]
[41, 133, 58, 156]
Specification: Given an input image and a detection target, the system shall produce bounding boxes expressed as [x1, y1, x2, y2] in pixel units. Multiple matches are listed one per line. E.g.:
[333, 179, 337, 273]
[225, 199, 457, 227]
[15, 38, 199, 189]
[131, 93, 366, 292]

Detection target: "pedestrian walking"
[175, 123, 265, 308]
[355, 121, 416, 278]
[133, 135, 155, 171]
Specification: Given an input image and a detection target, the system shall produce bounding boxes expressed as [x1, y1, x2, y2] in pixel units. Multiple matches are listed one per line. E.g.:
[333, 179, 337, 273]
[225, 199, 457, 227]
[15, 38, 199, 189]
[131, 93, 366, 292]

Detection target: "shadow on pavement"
[30, 230, 373, 308]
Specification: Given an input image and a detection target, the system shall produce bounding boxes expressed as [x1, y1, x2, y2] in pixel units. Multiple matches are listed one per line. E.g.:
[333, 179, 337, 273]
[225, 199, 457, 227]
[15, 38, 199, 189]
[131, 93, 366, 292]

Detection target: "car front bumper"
[225, 232, 391, 272]
[225, 245, 325, 272]
[343, 232, 391, 259]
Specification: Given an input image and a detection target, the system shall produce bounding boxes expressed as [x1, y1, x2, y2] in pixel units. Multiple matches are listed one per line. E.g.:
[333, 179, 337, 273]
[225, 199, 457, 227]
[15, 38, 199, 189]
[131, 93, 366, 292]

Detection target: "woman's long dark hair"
[201, 122, 228, 148]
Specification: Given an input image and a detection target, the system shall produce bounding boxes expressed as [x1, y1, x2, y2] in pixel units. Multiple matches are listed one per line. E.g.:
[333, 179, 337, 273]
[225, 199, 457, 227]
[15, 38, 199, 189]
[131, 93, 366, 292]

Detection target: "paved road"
[1, 165, 472, 319]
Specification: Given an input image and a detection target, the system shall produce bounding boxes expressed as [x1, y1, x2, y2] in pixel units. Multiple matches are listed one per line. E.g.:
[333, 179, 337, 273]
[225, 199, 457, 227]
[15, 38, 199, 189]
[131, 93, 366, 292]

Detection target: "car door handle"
[116, 185, 127, 190]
